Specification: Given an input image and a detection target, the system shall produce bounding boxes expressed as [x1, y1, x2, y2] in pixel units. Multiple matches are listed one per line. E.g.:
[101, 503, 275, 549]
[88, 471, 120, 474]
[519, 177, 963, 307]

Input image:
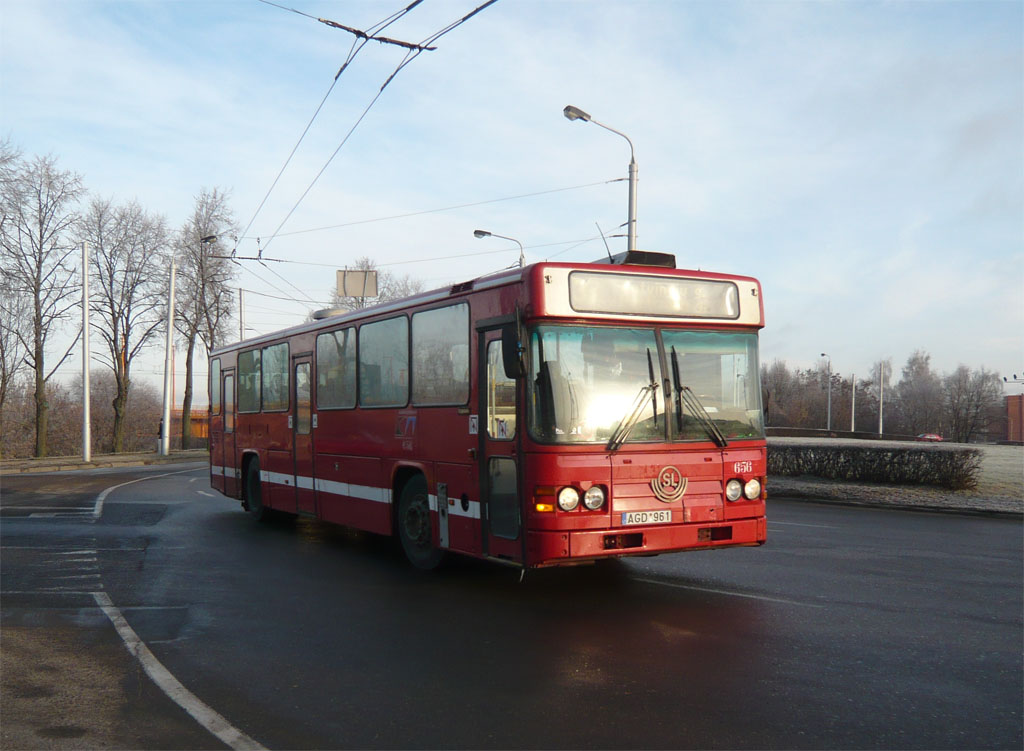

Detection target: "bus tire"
[397, 475, 442, 570]
[244, 456, 268, 522]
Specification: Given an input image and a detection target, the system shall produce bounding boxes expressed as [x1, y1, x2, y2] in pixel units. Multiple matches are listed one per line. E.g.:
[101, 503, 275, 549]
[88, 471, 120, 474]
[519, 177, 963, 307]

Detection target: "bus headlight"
[744, 478, 762, 500]
[583, 486, 606, 510]
[558, 487, 580, 511]
[725, 479, 743, 502]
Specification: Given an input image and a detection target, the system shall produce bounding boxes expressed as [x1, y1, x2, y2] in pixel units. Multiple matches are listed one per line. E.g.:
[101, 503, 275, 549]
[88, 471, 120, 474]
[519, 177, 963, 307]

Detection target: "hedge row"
[767, 444, 982, 490]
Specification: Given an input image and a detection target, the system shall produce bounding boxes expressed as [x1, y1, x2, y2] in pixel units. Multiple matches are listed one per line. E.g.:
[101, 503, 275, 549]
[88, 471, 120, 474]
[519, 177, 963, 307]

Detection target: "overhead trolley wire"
[216, 233, 607, 271]
[238, 0, 428, 255]
[263, 178, 624, 238]
[255, 0, 502, 256]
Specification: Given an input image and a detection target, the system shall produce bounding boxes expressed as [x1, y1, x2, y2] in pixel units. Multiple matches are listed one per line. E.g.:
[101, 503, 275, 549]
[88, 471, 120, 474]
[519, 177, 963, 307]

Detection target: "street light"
[821, 352, 832, 432]
[563, 104, 638, 252]
[201, 234, 245, 341]
[474, 229, 525, 268]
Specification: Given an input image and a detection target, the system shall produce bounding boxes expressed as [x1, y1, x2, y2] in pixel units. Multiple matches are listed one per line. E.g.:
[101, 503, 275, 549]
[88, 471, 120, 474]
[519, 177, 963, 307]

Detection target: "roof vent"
[312, 308, 347, 320]
[593, 250, 676, 268]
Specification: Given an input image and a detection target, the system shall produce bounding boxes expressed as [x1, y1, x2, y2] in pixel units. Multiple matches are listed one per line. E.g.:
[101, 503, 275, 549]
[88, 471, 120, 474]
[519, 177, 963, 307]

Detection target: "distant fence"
[767, 427, 920, 442]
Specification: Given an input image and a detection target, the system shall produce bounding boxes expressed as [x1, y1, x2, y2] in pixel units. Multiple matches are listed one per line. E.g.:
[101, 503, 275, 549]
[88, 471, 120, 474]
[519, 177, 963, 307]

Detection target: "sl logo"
[651, 466, 687, 503]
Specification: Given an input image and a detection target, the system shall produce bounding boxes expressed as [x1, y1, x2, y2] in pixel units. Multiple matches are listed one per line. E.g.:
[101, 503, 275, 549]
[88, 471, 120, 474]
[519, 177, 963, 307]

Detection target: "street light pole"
[850, 373, 856, 432]
[473, 229, 525, 267]
[563, 105, 637, 252]
[878, 363, 885, 436]
[81, 241, 91, 463]
[160, 259, 176, 456]
[821, 352, 832, 432]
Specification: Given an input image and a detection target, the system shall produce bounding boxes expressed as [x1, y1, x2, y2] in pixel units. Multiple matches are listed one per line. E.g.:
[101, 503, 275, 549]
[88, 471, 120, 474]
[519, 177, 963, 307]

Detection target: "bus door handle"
[468, 448, 477, 459]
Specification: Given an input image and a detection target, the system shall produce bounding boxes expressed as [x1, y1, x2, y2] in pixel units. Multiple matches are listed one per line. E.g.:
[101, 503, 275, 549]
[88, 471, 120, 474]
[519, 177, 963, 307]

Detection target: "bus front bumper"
[526, 517, 766, 567]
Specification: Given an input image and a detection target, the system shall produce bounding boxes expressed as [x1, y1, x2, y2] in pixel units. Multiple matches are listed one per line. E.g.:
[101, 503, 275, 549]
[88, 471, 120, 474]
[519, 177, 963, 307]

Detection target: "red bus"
[208, 251, 766, 569]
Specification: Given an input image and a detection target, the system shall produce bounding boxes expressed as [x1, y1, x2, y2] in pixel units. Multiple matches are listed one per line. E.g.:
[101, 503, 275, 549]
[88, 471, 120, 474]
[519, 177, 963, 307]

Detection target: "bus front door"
[478, 329, 521, 562]
[292, 357, 316, 515]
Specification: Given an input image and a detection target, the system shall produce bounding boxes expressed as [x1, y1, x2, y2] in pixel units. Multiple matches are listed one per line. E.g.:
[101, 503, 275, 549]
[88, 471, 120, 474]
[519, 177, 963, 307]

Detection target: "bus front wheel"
[244, 457, 267, 522]
[397, 476, 442, 570]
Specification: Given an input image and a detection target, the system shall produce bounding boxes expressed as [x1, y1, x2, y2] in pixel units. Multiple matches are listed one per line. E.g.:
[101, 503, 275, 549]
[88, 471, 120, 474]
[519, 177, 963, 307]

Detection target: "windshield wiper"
[670, 346, 728, 447]
[646, 348, 658, 429]
[606, 383, 658, 451]
[606, 349, 659, 451]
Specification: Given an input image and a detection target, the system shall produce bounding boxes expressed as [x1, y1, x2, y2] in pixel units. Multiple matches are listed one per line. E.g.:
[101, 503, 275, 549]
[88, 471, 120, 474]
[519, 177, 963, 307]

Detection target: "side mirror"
[501, 324, 524, 379]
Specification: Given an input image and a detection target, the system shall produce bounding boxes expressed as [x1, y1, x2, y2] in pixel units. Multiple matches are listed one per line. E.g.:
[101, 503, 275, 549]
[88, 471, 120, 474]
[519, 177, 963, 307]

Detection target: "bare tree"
[943, 365, 1003, 443]
[329, 256, 423, 311]
[80, 196, 169, 451]
[0, 269, 30, 451]
[895, 350, 943, 435]
[0, 153, 84, 456]
[0, 140, 29, 454]
[174, 188, 237, 449]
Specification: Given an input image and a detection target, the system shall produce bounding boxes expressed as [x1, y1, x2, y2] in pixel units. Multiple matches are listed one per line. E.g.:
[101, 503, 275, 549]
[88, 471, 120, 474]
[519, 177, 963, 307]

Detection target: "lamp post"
[202, 234, 244, 341]
[81, 241, 91, 462]
[563, 104, 637, 252]
[473, 229, 525, 268]
[160, 258, 176, 456]
[821, 352, 832, 432]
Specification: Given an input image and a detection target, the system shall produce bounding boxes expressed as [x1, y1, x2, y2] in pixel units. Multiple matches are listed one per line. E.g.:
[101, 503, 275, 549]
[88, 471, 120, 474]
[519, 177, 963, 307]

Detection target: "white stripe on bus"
[217, 465, 482, 519]
[314, 478, 390, 504]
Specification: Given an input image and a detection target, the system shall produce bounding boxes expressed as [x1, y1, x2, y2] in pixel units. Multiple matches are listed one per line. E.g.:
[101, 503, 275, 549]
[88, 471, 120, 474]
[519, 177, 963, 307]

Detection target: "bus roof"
[211, 257, 762, 356]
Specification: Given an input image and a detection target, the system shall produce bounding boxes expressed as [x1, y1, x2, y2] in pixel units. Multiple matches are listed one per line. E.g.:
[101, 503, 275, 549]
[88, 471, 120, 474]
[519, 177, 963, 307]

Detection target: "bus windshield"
[527, 325, 763, 445]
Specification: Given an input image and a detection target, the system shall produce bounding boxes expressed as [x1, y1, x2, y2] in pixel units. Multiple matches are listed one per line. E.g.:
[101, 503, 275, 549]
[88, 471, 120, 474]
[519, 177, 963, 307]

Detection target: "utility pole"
[821, 352, 832, 432]
[81, 241, 91, 463]
[878, 363, 885, 436]
[850, 374, 856, 432]
[160, 259, 176, 456]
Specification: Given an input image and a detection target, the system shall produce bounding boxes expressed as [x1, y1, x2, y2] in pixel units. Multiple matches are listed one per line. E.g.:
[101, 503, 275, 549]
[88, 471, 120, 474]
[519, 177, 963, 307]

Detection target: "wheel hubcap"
[403, 498, 429, 547]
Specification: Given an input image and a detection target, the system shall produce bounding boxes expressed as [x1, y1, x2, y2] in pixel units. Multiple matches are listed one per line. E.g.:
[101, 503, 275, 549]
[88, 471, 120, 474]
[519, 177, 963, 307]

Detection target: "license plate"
[621, 509, 672, 526]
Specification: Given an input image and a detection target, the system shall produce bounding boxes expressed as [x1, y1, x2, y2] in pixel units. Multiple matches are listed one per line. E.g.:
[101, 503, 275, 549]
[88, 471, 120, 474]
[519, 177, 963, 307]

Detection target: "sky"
[2, 0, 1022, 405]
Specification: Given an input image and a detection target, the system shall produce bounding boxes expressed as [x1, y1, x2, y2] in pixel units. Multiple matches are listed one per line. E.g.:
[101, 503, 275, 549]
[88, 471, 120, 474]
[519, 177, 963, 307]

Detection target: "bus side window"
[359, 317, 409, 408]
[210, 359, 221, 415]
[238, 350, 261, 413]
[316, 328, 356, 409]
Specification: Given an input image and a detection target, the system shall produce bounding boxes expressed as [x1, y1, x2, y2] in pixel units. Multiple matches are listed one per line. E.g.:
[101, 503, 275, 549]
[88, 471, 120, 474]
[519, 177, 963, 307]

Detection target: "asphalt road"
[2, 464, 1021, 750]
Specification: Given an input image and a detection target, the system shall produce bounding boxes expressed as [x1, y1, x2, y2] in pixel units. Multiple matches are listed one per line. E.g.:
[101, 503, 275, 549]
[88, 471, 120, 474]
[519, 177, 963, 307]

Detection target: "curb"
[773, 493, 1023, 519]
[0, 452, 208, 475]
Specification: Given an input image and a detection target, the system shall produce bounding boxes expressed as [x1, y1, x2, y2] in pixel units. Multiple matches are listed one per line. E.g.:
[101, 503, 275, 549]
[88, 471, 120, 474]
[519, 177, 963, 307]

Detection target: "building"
[1007, 394, 1024, 444]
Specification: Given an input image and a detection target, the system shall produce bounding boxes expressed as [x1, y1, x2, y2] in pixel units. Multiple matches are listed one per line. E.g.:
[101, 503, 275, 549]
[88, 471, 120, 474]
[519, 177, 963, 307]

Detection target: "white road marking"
[28, 512, 93, 518]
[93, 467, 204, 519]
[196, 490, 216, 498]
[768, 521, 836, 529]
[92, 592, 267, 751]
[633, 577, 823, 608]
[2, 506, 94, 510]
[0, 547, 147, 552]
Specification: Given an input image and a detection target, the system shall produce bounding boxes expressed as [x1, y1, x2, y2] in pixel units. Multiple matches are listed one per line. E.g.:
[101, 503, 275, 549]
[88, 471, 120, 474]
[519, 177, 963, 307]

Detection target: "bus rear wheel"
[397, 476, 442, 570]
[244, 456, 268, 522]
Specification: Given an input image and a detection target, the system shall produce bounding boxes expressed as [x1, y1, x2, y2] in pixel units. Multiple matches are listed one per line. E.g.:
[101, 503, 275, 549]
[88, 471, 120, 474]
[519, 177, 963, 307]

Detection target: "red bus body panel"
[208, 260, 767, 569]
